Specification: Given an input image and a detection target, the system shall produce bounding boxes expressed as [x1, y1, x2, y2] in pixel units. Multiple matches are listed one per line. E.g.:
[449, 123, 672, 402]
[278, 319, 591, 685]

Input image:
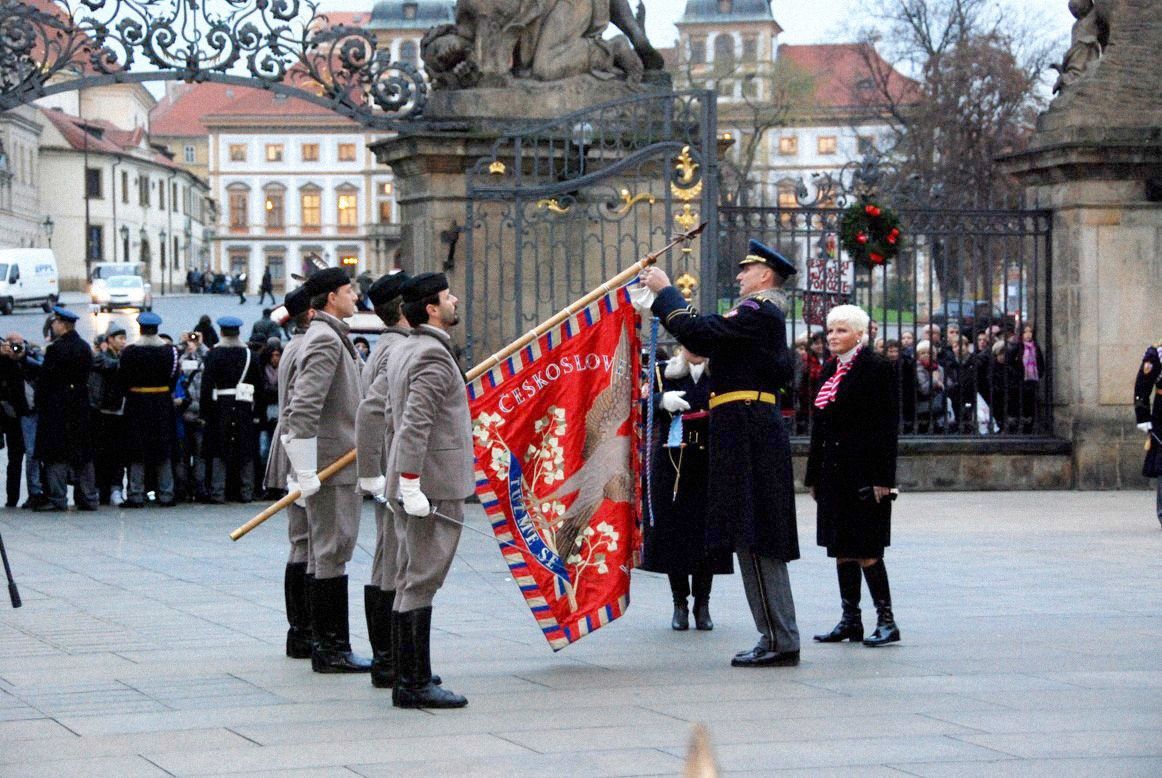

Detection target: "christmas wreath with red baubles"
[839, 200, 903, 267]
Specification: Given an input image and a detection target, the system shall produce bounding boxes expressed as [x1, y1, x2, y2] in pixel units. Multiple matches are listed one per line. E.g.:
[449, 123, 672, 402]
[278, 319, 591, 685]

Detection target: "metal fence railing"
[719, 205, 1054, 439]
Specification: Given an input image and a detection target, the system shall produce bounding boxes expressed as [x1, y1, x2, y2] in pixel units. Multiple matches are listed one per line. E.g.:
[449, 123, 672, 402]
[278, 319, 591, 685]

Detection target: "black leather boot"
[309, 575, 372, 673]
[366, 586, 394, 688]
[392, 607, 467, 709]
[284, 562, 312, 659]
[668, 574, 689, 631]
[692, 572, 714, 631]
[861, 559, 900, 647]
[814, 561, 864, 643]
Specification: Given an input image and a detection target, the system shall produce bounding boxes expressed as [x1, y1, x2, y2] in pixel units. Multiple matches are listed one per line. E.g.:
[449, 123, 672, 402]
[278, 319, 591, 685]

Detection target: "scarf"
[814, 347, 859, 409]
[1023, 342, 1039, 381]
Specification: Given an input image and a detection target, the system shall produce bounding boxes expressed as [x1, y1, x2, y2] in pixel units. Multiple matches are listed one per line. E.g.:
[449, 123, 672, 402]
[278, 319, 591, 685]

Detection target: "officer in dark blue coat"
[201, 315, 262, 502]
[1134, 342, 1162, 528]
[119, 312, 180, 508]
[638, 239, 801, 667]
[35, 306, 98, 511]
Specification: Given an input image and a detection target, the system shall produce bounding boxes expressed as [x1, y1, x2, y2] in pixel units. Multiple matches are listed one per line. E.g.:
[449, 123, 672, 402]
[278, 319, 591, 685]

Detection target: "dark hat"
[217, 315, 243, 331]
[400, 272, 448, 304]
[368, 271, 411, 306]
[741, 239, 797, 277]
[284, 285, 311, 317]
[105, 322, 127, 339]
[51, 305, 79, 322]
[137, 311, 162, 328]
[302, 266, 351, 298]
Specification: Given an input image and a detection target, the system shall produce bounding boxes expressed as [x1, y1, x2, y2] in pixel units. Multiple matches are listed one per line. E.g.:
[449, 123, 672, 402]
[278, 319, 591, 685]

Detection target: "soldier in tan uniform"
[354, 271, 411, 688]
[282, 267, 370, 673]
[262, 286, 313, 659]
[385, 272, 473, 709]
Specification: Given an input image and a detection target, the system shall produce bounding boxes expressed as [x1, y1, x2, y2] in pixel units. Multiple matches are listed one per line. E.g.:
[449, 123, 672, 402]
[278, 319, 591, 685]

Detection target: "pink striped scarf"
[814, 349, 859, 409]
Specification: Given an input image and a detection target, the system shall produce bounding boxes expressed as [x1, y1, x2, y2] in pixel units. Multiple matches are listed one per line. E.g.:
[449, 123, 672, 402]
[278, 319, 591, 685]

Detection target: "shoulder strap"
[235, 347, 252, 391]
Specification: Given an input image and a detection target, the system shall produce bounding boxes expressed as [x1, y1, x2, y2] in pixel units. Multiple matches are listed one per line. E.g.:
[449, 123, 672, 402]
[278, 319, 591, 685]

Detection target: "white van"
[0, 248, 60, 315]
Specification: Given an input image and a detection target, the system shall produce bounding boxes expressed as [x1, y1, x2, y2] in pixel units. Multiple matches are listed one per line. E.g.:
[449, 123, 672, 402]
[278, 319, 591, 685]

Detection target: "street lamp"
[159, 228, 167, 295]
[119, 224, 130, 263]
[41, 215, 54, 248]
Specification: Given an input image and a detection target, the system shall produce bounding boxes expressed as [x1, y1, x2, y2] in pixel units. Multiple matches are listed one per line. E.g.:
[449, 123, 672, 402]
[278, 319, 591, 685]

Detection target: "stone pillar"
[1000, 0, 1162, 488]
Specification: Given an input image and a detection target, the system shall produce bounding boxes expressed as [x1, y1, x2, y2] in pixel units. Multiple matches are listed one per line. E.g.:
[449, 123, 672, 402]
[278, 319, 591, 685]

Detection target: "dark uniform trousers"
[306, 484, 361, 580]
[392, 499, 464, 612]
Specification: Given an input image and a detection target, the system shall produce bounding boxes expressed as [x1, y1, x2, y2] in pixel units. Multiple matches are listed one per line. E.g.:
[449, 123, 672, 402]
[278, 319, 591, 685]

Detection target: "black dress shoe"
[862, 622, 900, 647]
[731, 648, 800, 667]
[671, 604, 689, 631]
[813, 620, 864, 643]
[33, 502, 66, 512]
[22, 496, 49, 510]
[157, 501, 177, 508]
[120, 501, 145, 509]
[74, 503, 99, 512]
[693, 602, 713, 631]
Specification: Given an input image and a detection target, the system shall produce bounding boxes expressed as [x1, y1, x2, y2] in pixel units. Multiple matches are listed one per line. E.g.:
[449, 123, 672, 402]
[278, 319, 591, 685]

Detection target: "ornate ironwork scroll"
[463, 91, 718, 365]
[794, 150, 901, 209]
[0, 0, 426, 127]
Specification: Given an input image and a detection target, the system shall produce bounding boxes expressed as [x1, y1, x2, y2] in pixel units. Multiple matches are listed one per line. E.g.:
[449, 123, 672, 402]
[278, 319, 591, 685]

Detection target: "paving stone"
[0, 491, 1158, 774]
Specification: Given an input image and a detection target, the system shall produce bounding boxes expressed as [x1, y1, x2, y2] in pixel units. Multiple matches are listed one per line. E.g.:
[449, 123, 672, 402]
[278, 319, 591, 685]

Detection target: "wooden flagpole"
[230, 223, 705, 541]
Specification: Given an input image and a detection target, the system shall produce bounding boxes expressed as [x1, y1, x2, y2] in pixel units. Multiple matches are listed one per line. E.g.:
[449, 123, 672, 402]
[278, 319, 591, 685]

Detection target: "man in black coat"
[639, 239, 802, 667]
[1134, 342, 1162, 528]
[119, 312, 181, 508]
[35, 307, 98, 511]
[0, 335, 30, 507]
[89, 323, 128, 505]
[201, 316, 262, 502]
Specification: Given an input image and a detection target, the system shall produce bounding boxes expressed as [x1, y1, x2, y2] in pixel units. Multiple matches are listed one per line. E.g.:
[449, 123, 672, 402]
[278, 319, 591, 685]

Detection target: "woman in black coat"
[641, 347, 733, 631]
[804, 304, 901, 647]
[1134, 342, 1162, 528]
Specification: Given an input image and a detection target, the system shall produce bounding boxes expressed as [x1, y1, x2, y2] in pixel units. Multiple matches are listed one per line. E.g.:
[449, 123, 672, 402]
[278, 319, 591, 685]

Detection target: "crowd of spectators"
[0, 304, 383, 511]
[789, 319, 1046, 436]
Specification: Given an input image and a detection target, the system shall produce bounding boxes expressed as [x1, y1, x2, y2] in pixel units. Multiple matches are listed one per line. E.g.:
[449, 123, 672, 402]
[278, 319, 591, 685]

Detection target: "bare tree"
[855, 0, 1056, 300]
[857, 0, 1054, 207]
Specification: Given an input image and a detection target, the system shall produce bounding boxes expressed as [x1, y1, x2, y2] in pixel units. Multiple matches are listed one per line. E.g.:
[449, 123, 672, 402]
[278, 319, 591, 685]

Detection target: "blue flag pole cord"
[644, 316, 659, 528]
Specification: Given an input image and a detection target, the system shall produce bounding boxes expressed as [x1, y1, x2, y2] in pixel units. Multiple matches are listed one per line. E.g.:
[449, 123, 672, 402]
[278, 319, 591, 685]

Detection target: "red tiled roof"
[150, 82, 240, 136]
[40, 108, 195, 175]
[778, 43, 918, 109]
[313, 11, 373, 28]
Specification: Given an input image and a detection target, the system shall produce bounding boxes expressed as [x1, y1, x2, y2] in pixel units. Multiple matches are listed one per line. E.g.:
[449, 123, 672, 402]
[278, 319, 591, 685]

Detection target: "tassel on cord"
[645, 316, 660, 527]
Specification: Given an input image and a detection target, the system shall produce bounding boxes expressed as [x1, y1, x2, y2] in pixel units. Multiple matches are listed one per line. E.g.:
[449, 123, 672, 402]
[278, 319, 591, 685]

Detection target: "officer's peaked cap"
[51, 305, 79, 322]
[742, 239, 797, 277]
[137, 311, 162, 328]
[217, 315, 243, 331]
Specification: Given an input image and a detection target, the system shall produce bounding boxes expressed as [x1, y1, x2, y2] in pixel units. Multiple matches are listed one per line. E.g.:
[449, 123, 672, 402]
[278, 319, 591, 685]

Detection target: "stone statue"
[1052, 0, 1112, 93]
[422, 0, 664, 89]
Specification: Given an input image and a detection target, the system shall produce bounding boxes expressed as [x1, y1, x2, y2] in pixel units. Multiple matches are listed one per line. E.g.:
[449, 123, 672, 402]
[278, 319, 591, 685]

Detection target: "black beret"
[302, 266, 351, 298]
[400, 272, 448, 304]
[368, 271, 411, 306]
[741, 239, 797, 277]
[283, 285, 311, 318]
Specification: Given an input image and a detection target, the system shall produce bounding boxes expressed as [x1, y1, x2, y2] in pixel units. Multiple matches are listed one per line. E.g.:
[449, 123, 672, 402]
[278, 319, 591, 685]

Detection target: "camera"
[858, 486, 898, 502]
[6, 339, 24, 355]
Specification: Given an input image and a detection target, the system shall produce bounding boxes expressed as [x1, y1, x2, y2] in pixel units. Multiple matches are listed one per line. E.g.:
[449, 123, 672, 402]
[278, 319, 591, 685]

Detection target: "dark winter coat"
[640, 357, 733, 576]
[650, 285, 799, 562]
[804, 349, 899, 558]
[1135, 344, 1162, 478]
[34, 330, 93, 463]
[119, 338, 180, 465]
[200, 340, 262, 461]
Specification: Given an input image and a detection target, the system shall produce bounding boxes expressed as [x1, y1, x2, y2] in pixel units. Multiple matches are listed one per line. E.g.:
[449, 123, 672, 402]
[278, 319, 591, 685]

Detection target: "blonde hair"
[916, 339, 932, 356]
[826, 304, 871, 346]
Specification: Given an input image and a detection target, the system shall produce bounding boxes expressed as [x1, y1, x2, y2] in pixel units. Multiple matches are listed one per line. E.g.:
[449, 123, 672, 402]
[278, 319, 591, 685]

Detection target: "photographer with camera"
[176, 330, 209, 502]
[0, 335, 32, 507]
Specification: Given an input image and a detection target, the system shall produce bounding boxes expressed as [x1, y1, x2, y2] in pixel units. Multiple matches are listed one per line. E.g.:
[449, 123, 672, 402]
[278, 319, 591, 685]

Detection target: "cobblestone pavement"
[0, 491, 1159, 776]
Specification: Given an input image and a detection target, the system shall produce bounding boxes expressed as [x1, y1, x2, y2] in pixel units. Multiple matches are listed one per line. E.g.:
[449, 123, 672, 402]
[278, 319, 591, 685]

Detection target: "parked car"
[90, 262, 152, 309]
[0, 248, 59, 315]
[92, 274, 153, 312]
[931, 298, 1011, 335]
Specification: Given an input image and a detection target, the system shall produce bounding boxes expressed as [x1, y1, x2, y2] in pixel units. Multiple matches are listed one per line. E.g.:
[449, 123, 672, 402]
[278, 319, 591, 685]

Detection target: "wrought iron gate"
[720, 188, 1053, 438]
[463, 90, 718, 366]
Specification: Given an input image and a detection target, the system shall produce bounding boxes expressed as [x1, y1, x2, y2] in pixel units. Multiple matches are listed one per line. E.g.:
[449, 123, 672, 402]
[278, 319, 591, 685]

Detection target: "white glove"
[287, 475, 306, 507]
[1138, 422, 1153, 433]
[630, 283, 656, 312]
[359, 475, 386, 498]
[661, 390, 690, 413]
[398, 475, 431, 517]
[282, 435, 320, 500]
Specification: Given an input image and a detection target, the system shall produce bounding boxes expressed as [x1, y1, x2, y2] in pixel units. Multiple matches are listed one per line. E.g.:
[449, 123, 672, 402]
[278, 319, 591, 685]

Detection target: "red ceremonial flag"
[467, 285, 642, 650]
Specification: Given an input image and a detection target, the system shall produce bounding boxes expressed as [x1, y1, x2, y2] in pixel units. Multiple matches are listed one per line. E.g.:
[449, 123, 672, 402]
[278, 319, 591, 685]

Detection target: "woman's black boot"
[691, 572, 714, 631]
[668, 574, 689, 631]
[861, 559, 900, 646]
[814, 561, 864, 642]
